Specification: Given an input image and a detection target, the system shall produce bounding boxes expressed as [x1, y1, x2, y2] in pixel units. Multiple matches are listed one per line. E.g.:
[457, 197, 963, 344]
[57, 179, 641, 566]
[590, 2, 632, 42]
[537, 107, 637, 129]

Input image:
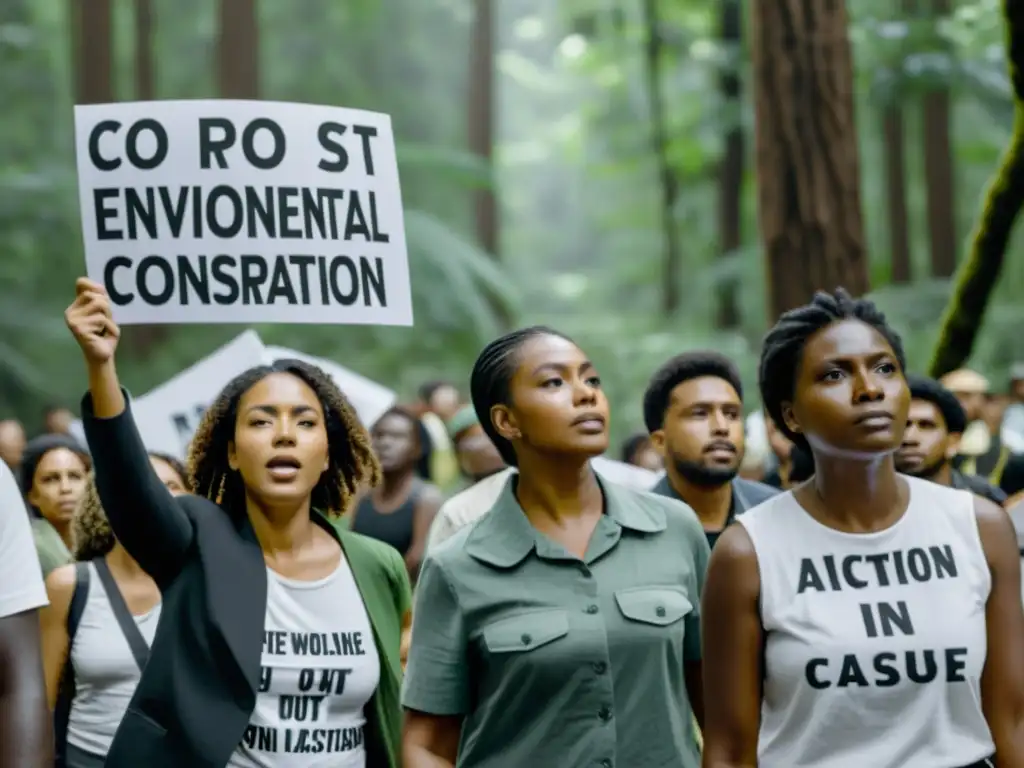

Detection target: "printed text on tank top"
[227, 556, 381, 768]
[740, 477, 994, 768]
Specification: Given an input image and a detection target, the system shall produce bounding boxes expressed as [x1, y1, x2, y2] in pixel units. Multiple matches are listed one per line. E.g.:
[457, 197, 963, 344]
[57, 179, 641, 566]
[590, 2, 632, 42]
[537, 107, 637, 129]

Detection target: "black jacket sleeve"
[81, 391, 193, 586]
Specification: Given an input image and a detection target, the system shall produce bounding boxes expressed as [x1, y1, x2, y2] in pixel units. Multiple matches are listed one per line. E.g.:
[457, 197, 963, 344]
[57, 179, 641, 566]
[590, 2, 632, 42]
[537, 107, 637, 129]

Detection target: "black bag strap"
[54, 562, 91, 768]
[93, 558, 151, 672]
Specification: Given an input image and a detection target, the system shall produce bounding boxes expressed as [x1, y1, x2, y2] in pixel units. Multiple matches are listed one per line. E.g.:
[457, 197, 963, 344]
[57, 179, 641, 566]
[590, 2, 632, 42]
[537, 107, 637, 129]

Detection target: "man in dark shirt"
[896, 374, 1006, 505]
[643, 351, 778, 549]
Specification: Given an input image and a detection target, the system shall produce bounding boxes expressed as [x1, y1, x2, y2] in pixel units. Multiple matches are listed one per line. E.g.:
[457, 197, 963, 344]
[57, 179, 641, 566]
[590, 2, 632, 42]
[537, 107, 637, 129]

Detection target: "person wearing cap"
[896, 374, 1007, 505]
[423, 407, 511, 555]
[447, 405, 506, 494]
[1001, 362, 1024, 452]
[942, 369, 1024, 496]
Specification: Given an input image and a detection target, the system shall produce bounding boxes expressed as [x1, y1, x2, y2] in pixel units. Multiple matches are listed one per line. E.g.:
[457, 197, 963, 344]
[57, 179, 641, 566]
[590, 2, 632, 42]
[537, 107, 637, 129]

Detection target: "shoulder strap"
[66, 562, 91, 641]
[54, 563, 90, 768]
[93, 558, 151, 672]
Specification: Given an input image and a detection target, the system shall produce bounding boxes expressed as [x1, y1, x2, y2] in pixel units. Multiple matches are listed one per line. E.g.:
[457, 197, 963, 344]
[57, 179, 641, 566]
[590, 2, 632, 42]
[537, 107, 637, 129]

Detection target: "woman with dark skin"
[21, 435, 91, 576]
[64, 278, 410, 768]
[701, 290, 1024, 768]
[351, 407, 442, 580]
[403, 327, 709, 768]
[41, 454, 190, 767]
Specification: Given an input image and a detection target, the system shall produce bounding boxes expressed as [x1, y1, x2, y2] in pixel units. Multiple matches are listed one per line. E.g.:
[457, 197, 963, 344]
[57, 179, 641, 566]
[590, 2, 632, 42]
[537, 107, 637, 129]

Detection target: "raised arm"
[66, 278, 193, 585]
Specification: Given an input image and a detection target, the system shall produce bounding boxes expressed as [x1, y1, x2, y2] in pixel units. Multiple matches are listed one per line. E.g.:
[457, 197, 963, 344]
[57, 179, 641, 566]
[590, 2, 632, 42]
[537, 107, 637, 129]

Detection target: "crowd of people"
[0, 278, 1023, 767]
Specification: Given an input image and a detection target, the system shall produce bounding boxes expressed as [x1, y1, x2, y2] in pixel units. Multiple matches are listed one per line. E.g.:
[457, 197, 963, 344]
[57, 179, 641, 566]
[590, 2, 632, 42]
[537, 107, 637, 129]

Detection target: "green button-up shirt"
[402, 475, 710, 768]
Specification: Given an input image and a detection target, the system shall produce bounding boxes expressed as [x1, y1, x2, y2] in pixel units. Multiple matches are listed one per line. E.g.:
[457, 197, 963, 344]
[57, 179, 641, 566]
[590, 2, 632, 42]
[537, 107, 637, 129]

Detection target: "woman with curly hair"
[20, 434, 91, 578]
[40, 455, 189, 768]
[64, 278, 411, 768]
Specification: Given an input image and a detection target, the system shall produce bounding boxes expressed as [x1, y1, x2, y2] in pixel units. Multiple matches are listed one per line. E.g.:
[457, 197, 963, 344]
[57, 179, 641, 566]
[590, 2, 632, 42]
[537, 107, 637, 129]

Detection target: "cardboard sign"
[73, 100, 412, 326]
[263, 346, 395, 428]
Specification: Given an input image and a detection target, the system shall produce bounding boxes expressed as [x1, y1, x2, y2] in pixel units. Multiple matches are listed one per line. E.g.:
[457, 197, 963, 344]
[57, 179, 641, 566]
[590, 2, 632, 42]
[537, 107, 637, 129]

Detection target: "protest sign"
[69, 330, 267, 458]
[73, 100, 412, 326]
[263, 346, 395, 429]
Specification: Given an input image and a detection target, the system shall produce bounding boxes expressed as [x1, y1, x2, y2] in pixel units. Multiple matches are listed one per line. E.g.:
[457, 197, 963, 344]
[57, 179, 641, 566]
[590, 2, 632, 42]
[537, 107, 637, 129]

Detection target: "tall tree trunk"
[642, 0, 682, 316]
[467, 0, 498, 261]
[70, 0, 113, 104]
[882, 0, 913, 284]
[135, 0, 154, 100]
[467, 0, 510, 328]
[715, 0, 743, 328]
[923, 0, 957, 278]
[928, 0, 1024, 377]
[883, 106, 912, 283]
[752, 0, 869, 321]
[217, 0, 260, 98]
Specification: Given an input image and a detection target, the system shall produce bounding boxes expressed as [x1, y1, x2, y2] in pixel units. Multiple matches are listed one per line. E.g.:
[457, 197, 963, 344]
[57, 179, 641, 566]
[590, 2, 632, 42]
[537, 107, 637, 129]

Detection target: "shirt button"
[592, 661, 607, 674]
[598, 705, 612, 722]
[521, 633, 532, 645]
[586, 604, 599, 614]
[655, 605, 666, 617]
[600, 760, 613, 768]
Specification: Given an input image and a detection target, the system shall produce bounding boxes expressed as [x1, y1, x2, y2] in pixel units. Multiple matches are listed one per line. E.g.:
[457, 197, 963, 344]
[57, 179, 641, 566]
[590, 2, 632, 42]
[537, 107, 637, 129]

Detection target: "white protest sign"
[73, 100, 412, 326]
[70, 330, 267, 459]
[263, 346, 395, 429]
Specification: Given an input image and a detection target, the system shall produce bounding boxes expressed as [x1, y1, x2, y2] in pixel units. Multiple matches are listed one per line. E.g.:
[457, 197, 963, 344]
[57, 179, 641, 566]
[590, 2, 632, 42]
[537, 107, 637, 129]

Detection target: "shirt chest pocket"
[481, 609, 570, 657]
[614, 586, 692, 628]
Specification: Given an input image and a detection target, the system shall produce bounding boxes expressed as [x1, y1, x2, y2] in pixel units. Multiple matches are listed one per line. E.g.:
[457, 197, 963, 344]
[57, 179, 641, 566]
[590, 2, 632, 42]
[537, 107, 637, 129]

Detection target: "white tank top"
[739, 476, 994, 768]
[228, 556, 381, 768]
[67, 563, 161, 756]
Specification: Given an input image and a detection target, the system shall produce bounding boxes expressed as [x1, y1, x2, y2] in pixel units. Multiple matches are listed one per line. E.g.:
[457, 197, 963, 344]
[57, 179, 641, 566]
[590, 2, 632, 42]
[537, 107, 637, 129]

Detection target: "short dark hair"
[759, 288, 906, 451]
[371, 406, 434, 480]
[418, 380, 457, 404]
[20, 434, 91, 517]
[469, 326, 574, 467]
[621, 432, 651, 463]
[187, 359, 380, 519]
[642, 351, 743, 433]
[906, 374, 967, 435]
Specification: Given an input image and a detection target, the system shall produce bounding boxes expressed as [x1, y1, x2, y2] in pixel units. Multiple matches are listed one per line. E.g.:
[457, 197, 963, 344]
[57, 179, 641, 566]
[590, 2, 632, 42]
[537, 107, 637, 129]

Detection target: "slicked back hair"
[469, 326, 575, 467]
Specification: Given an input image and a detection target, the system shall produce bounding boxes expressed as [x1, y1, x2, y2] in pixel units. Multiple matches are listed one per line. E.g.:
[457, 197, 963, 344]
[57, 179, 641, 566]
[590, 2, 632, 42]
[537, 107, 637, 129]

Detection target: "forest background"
[0, 0, 1020, 444]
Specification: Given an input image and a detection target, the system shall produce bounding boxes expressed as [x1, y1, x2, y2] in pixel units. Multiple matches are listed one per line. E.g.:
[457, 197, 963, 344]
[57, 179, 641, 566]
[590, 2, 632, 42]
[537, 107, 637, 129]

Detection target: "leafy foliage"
[0, 0, 1021, 442]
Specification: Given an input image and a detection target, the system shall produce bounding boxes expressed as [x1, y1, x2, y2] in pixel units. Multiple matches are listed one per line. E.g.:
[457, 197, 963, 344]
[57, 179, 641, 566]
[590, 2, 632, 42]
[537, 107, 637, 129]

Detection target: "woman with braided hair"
[701, 288, 1024, 768]
[40, 454, 189, 768]
[402, 326, 709, 768]
[64, 278, 410, 768]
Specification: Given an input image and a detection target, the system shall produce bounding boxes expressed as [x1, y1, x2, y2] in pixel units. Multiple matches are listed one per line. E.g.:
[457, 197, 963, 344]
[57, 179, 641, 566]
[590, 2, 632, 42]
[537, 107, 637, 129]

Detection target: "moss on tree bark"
[928, 0, 1024, 378]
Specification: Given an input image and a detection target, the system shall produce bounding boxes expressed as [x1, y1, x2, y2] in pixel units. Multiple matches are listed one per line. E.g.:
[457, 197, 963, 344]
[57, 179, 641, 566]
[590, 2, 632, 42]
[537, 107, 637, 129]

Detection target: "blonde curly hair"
[72, 454, 192, 561]
[71, 473, 115, 561]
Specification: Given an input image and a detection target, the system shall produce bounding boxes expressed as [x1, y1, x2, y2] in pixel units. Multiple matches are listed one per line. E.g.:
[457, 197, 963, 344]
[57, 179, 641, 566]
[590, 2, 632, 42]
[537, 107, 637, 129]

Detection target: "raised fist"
[65, 277, 121, 366]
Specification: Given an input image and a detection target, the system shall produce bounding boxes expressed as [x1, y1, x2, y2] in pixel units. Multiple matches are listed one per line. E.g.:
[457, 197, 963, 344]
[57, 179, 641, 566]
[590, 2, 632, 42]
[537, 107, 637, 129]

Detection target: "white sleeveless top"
[739, 476, 994, 768]
[67, 563, 161, 756]
[228, 556, 380, 768]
